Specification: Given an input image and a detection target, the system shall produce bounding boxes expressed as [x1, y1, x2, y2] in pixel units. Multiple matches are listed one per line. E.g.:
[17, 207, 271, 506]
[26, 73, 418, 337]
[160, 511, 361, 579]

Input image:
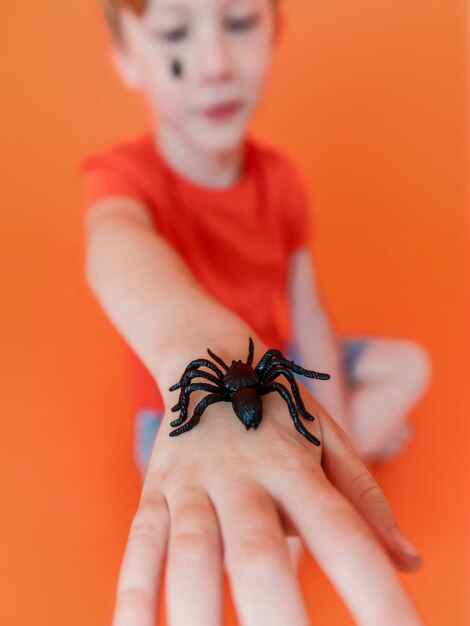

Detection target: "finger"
[165, 485, 223, 626]
[210, 480, 310, 626]
[112, 488, 170, 626]
[320, 411, 423, 572]
[273, 470, 424, 626]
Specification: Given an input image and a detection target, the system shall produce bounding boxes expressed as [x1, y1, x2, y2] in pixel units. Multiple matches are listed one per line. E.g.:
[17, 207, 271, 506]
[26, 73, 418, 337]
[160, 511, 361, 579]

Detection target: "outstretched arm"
[84, 196, 256, 395]
[84, 200, 423, 626]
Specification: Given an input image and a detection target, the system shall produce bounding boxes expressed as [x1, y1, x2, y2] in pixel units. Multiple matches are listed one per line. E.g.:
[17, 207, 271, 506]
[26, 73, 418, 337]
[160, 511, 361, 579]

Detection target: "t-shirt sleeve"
[282, 160, 314, 254]
[79, 150, 154, 222]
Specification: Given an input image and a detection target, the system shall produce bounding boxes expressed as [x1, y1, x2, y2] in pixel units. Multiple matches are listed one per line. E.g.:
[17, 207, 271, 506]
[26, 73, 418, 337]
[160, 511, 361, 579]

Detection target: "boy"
[82, 0, 429, 624]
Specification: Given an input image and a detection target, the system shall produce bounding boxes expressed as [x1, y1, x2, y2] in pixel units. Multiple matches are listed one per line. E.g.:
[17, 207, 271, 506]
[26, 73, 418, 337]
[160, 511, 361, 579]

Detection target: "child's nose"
[196, 29, 233, 82]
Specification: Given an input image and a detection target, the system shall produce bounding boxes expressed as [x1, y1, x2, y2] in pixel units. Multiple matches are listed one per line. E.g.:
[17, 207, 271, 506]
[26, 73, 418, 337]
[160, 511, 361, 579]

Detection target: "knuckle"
[170, 493, 219, 562]
[318, 503, 359, 541]
[127, 495, 167, 548]
[171, 526, 214, 561]
[139, 468, 172, 503]
[144, 465, 169, 487]
[349, 471, 387, 508]
[138, 490, 167, 522]
[234, 530, 282, 568]
[277, 445, 319, 477]
[358, 483, 387, 508]
[321, 495, 382, 545]
[127, 516, 160, 548]
[115, 584, 152, 607]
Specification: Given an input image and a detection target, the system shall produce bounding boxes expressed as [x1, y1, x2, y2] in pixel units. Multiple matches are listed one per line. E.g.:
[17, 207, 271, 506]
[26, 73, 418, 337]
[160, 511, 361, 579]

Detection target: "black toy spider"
[168, 337, 330, 446]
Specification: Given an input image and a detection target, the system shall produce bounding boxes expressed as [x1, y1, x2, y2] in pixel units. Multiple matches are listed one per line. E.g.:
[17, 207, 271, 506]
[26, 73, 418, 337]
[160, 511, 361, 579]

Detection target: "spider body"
[223, 360, 259, 391]
[168, 337, 330, 446]
[232, 386, 263, 429]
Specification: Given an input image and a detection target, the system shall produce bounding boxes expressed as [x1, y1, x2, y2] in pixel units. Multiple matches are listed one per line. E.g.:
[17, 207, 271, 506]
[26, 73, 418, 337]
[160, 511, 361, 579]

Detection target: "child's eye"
[226, 13, 260, 33]
[160, 27, 188, 42]
[157, 13, 259, 43]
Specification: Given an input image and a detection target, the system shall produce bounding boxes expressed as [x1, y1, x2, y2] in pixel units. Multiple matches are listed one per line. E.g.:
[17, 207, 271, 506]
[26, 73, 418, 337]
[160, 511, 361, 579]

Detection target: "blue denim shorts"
[133, 337, 372, 476]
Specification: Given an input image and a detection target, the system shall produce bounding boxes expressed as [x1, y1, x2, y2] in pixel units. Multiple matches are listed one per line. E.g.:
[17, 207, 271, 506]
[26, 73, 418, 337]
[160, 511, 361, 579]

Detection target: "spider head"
[223, 361, 259, 392]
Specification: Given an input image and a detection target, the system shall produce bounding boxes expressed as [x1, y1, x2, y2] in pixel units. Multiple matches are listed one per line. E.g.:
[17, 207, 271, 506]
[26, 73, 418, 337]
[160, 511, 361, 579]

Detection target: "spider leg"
[169, 393, 226, 436]
[171, 381, 224, 412]
[260, 382, 321, 446]
[254, 349, 285, 375]
[206, 349, 229, 371]
[168, 358, 225, 391]
[262, 368, 316, 422]
[171, 370, 220, 411]
[208, 336, 255, 369]
[261, 358, 330, 381]
[246, 336, 254, 366]
[171, 370, 220, 391]
[170, 382, 226, 427]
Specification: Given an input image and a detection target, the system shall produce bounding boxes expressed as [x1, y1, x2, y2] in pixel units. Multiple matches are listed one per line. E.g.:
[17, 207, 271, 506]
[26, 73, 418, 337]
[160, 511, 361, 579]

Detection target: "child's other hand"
[112, 345, 424, 626]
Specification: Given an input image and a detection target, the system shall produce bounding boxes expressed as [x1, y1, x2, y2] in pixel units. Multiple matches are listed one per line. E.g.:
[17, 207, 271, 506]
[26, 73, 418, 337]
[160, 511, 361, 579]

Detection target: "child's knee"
[395, 340, 433, 394]
[357, 338, 432, 396]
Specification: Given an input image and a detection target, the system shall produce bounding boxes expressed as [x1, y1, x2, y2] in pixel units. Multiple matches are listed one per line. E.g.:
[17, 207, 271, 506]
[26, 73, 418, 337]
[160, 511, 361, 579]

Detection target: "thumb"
[319, 410, 423, 573]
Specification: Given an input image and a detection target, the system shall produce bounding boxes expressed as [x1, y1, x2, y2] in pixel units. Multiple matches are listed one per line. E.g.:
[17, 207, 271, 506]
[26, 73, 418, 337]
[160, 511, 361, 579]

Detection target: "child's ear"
[110, 45, 142, 90]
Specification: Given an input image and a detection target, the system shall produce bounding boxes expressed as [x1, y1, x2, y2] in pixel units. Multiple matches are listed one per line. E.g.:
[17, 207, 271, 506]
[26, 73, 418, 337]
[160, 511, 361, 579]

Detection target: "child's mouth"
[202, 100, 243, 121]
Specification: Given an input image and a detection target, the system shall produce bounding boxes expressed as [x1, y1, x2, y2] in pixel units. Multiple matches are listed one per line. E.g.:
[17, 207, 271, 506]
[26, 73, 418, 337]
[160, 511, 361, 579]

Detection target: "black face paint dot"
[171, 58, 183, 78]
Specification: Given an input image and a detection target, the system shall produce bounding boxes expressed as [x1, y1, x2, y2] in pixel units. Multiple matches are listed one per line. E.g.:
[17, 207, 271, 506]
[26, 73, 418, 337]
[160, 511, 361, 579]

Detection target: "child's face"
[113, 0, 280, 153]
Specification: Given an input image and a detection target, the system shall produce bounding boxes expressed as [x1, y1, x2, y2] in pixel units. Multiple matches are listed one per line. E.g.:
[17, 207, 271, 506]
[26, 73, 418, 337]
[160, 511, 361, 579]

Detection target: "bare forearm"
[85, 210, 256, 395]
[292, 310, 351, 435]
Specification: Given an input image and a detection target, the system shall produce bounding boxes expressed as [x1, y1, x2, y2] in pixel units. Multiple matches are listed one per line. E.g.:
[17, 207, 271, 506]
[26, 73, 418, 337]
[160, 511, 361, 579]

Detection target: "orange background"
[1, 0, 468, 624]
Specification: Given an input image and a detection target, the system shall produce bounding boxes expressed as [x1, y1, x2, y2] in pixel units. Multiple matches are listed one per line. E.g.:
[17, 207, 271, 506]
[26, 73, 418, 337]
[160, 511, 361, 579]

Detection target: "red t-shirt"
[80, 131, 313, 413]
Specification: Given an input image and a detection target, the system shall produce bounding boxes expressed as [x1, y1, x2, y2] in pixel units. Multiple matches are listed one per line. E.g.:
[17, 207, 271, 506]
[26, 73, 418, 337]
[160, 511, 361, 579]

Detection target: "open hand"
[112, 341, 424, 626]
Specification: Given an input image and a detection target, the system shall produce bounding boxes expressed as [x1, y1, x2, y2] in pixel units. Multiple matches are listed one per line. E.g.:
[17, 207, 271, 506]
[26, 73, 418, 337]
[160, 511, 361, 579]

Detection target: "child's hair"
[101, 0, 279, 46]
[101, 0, 142, 45]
